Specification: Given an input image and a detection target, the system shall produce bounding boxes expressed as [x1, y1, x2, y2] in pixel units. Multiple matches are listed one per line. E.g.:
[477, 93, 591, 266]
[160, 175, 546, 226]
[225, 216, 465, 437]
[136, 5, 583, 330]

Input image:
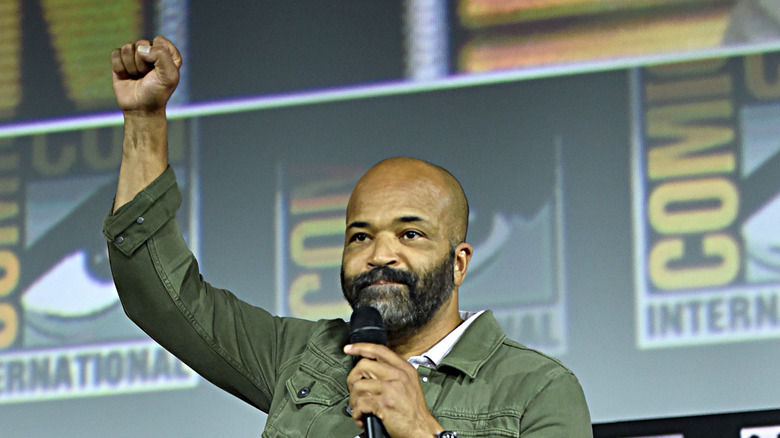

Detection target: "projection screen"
[1, 1, 779, 437]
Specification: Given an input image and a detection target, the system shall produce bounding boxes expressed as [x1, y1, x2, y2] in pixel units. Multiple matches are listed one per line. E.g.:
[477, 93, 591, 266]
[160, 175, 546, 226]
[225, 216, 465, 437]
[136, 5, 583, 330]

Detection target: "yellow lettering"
[32, 134, 76, 176]
[0, 139, 20, 172]
[41, 0, 142, 108]
[82, 129, 121, 170]
[288, 274, 350, 319]
[649, 234, 740, 290]
[0, 0, 21, 118]
[0, 227, 19, 246]
[290, 218, 344, 268]
[0, 200, 19, 222]
[645, 74, 732, 103]
[648, 178, 738, 235]
[745, 54, 780, 99]
[646, 100, 734, 179]
[0, 134, 20, 351]
[0, 303, 18, 349]
[0, 250, 20, 297]
[0, 177, 20, 194]
[646, 58, 727, 77]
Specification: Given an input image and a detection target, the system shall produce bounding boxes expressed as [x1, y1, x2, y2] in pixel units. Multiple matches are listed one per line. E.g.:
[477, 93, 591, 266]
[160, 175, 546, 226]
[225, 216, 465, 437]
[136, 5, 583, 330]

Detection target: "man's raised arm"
[104, 37, 290, 412]
[110, 36, 181, 212]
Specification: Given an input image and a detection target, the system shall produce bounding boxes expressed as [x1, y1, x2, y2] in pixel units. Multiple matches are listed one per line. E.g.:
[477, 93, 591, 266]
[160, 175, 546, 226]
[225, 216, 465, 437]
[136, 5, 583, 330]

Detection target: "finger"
[120, 42, 140, 76]
[349, 380, 384, 422]
[152, 35, 183, 68]
[345, 343, 408, 366]
[349, 379, 407, 424]
[348, 357, 390, 382]
[347, 360, 379, 389]
[136, 37, 180, 87]
[350, 376, 388, 398]
[352, 400, 375, 425]
[133, 39, 153, 75]
[347, 359, 407, 391]
[110, 48, 130, 80]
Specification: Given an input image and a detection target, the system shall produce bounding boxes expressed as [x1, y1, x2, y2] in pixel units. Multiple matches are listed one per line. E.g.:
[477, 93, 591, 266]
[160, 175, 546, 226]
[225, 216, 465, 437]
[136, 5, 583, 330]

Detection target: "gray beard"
[341, 249, 455, 341]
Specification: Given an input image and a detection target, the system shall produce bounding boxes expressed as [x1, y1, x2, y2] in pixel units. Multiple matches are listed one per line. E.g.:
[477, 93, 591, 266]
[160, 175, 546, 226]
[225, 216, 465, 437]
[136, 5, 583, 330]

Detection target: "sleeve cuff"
[103, 166, 182, 256]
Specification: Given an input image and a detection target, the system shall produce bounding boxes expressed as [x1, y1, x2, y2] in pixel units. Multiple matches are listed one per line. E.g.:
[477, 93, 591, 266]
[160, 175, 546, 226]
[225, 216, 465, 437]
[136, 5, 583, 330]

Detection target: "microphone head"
[349, 306, 387, 346]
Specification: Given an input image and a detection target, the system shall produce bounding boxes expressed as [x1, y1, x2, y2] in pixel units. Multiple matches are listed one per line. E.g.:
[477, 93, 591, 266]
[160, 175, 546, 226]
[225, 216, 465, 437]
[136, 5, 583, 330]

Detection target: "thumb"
[137, 37, 181, 87]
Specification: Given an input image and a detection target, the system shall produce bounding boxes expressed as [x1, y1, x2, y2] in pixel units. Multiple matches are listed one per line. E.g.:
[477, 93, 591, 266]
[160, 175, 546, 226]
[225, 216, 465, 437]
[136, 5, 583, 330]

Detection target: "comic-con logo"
[635, 53, 780, 348]
[0, 122, 198, 404]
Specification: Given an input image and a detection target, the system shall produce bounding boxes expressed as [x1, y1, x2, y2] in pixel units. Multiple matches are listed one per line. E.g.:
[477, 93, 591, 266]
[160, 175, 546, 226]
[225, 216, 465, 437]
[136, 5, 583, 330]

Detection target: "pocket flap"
[285, 365, 347, 407]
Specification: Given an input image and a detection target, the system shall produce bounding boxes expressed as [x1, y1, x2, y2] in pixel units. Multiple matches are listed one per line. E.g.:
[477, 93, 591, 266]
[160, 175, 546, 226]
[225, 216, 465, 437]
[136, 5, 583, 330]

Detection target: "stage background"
[1, 1, 779, 436]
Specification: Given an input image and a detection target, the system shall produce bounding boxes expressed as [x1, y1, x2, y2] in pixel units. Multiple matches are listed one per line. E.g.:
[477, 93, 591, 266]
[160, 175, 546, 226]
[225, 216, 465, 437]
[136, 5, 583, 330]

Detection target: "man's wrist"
[123, 107, 167, 121]
[422, 417, 445, 438]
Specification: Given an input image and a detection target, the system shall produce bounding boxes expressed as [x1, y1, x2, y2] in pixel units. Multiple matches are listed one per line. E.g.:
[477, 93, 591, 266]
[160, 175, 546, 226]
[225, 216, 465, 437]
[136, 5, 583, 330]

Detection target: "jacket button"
[115, 236, 125, 244]
[297, 387, 310, 398]
[136, 217, 145, 224]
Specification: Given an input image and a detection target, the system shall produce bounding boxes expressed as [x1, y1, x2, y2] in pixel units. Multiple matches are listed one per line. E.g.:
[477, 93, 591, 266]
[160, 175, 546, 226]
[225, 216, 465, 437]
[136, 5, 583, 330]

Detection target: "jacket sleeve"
[519, 369, 593, 437]
[103, 166, 311, 412]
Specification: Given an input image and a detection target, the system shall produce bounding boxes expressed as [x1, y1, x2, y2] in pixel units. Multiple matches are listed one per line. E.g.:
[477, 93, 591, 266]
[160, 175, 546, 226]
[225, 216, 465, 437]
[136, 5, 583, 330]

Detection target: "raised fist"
[110, 36, 182, 113]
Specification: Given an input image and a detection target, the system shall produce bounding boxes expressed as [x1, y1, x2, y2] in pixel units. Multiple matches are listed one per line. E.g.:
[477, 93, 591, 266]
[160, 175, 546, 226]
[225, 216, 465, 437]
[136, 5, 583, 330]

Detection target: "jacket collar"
[437, 310, 506, 378]
[308, 311, 507, 379]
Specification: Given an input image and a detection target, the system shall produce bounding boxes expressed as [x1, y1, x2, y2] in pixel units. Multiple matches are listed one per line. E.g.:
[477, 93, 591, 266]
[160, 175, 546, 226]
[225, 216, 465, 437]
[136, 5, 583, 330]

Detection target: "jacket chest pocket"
[433, 409, 521, 438]
[263, 365, 359, 437]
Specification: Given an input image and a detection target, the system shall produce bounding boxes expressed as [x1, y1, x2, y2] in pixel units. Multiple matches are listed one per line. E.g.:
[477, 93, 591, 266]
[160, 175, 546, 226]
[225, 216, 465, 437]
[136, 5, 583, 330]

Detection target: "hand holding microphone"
[345, 307, 445, 438]
[349, 307, 389, 438]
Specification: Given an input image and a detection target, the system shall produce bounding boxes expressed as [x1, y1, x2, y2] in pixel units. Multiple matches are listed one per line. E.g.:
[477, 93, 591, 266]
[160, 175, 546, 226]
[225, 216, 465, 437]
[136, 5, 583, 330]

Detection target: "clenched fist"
[110, 36, 181, 114]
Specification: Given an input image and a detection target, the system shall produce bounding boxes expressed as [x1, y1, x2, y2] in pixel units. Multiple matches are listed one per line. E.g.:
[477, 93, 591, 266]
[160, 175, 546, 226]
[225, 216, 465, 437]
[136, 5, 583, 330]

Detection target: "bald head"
[347, 157, 469, 246]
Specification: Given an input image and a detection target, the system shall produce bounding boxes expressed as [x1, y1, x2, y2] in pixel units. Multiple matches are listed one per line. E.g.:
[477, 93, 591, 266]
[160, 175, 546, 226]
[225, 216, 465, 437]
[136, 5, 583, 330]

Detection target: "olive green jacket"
[103, 167, 592, 437]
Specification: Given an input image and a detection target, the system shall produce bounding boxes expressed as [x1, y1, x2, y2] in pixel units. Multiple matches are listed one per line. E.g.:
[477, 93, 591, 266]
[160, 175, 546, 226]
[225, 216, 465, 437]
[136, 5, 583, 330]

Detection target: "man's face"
[341, 248, 455, 341]
[341, 161, 462, 341]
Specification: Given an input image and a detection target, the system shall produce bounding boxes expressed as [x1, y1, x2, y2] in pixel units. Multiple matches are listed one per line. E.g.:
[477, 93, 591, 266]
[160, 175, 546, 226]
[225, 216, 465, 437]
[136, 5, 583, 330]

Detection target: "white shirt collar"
[407, 310, 485, 370]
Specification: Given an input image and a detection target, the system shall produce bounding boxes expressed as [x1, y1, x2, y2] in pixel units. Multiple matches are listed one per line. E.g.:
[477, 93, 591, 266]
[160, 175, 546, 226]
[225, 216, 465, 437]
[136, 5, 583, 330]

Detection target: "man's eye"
[350, 232, 368, 242]
[402, 230, 421, 239]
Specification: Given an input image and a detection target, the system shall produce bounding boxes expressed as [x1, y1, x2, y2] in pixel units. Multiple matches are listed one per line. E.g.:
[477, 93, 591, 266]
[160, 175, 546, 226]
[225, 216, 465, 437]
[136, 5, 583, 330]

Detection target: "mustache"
[353, 266, 416, 290]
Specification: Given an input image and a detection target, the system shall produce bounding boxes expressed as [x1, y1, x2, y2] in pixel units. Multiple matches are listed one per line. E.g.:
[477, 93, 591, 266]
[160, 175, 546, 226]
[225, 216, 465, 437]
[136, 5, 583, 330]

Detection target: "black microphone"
[349, 306, 388, 438]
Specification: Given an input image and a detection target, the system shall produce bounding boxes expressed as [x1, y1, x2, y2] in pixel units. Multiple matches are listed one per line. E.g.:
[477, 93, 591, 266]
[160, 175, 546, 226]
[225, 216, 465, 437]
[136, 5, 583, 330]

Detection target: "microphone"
[349, 306, 388, 438]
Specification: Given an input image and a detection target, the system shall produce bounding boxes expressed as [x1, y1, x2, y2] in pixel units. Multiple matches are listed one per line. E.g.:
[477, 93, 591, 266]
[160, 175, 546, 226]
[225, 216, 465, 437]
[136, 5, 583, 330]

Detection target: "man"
[105, 36, 592, 437]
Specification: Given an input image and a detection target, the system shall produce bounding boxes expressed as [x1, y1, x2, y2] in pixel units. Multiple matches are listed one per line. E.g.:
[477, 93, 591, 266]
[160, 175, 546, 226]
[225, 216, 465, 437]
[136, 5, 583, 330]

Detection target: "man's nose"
[367, 234, 398, 268]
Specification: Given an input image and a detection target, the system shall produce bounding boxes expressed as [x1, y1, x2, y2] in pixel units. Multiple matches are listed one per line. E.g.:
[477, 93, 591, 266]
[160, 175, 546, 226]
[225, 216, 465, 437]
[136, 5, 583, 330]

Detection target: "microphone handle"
[348, 308, 389, 437]
[365, 413, 388, 438]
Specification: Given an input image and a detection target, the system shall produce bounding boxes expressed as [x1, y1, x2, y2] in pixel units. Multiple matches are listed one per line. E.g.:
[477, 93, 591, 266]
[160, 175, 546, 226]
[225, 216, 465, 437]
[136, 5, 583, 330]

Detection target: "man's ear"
[453, 242, 473, 286]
